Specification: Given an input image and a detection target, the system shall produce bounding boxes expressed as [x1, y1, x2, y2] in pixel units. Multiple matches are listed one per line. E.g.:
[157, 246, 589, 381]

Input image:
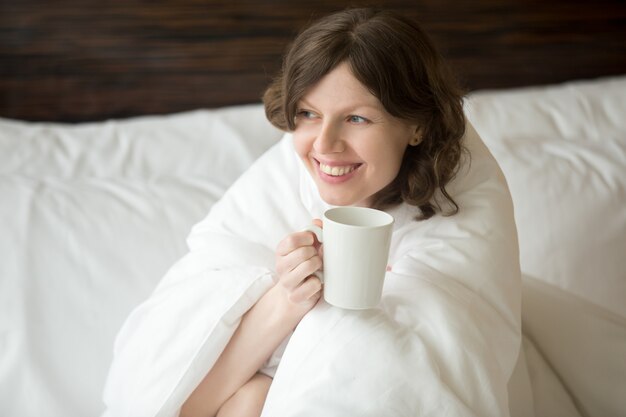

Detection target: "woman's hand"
[181, 220, 323, 417]
[272, 219, 324, 316]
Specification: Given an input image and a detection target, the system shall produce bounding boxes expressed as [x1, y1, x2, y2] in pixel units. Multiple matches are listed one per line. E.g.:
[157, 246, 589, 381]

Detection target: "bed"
[1, 1, 625, 416]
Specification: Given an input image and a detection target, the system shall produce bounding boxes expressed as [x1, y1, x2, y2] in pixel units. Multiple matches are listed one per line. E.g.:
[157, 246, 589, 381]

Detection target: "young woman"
[103, 8, 523, 417]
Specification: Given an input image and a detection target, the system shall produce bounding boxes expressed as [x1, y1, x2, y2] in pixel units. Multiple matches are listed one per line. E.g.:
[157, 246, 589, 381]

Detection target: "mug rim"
[324, 206, 394, 228]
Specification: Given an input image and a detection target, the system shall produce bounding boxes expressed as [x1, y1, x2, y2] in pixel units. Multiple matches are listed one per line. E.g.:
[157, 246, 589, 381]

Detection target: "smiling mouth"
[318, 161, 362, 177]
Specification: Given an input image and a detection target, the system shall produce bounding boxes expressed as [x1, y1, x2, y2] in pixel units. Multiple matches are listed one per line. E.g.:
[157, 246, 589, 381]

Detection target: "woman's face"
[293, 62, 417, 207]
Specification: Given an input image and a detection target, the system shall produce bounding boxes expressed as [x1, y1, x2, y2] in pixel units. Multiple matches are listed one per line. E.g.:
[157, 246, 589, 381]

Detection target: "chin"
[319, 193, 367, 208]
[320, 194, 352, 207]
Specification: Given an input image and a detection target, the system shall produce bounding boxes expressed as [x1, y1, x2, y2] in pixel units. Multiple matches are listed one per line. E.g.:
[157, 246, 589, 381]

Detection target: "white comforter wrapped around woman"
[102, 122, 522, 417]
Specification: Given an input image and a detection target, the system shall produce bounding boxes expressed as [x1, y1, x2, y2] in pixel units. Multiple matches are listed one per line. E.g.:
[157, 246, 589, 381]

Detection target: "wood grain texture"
[1, 0, 625, 121]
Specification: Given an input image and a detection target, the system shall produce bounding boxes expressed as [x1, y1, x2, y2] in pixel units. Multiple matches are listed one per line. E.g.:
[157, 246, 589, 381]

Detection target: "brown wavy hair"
[263, 8, 466, 220]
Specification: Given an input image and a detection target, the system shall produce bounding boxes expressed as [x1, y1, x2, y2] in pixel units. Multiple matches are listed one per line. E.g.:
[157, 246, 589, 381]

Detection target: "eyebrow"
[297, 99, 318, 110]
[298, 99, 383, 114]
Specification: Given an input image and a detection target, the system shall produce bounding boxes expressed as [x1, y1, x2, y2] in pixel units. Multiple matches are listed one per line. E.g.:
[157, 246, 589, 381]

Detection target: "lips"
[312, 158, 362, 184]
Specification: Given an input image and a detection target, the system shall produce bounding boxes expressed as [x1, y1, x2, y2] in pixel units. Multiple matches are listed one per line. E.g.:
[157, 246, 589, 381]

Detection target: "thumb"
[311, 218, 323, 249]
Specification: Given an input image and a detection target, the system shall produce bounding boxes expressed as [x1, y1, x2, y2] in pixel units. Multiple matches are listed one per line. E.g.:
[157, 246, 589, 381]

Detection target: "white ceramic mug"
[306, 207, 394, 310]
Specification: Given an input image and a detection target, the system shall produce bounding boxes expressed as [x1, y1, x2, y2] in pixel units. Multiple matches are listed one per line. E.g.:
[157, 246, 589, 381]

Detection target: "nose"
[313, 122, 344, 154]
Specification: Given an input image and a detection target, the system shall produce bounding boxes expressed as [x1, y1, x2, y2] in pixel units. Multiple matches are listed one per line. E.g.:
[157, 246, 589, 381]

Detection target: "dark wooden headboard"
[1, 0, 625, 122]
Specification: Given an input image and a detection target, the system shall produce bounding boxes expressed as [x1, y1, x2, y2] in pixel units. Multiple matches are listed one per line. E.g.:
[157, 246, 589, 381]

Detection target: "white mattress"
[1, 76, 625, 417]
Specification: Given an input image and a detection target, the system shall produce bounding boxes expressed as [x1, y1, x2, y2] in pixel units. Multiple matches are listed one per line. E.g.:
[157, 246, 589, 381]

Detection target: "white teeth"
[320, 163, 357, 177]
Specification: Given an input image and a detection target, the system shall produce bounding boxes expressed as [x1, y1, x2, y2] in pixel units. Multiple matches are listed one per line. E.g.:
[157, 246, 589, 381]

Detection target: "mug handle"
[303, 225, 324, 282]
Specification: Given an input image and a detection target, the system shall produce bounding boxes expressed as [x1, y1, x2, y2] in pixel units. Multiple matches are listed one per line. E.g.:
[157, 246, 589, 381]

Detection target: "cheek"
[389, 131, 412, 166]
[385, 151, 406, 178]
[373, 138, 409, 173]
[376, 145, 409, 182]
[292, 130, 312, 160]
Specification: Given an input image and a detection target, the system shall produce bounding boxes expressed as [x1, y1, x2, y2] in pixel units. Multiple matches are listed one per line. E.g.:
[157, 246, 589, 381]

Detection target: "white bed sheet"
[1, 76, 625, 417]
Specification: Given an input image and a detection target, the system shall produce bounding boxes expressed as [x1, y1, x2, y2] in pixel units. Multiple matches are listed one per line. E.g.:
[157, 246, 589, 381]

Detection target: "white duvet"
[102, 122, 522, 417]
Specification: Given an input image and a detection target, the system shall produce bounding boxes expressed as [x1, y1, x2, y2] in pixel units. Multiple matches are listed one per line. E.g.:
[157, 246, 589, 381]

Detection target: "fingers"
[275, 245, 318, 276]
[275, 229, 324, 304]
[283, 255, 322, 290]
[276, 231, 316, 256]
[288, 276, 323, 304]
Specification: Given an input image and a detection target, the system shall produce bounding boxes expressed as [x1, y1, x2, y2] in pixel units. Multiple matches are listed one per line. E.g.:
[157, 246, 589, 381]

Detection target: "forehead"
[302, 62, 382, 110]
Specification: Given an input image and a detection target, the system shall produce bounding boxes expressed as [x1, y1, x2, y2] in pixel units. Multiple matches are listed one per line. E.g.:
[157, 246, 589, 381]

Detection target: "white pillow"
[466, 76, 626, 417]
[0, 106, 282, 417]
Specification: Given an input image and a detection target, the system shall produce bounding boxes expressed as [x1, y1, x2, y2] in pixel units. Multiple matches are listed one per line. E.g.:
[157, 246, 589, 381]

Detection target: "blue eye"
[348, 115, 368, 124]
[297, 110, 316, 119]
